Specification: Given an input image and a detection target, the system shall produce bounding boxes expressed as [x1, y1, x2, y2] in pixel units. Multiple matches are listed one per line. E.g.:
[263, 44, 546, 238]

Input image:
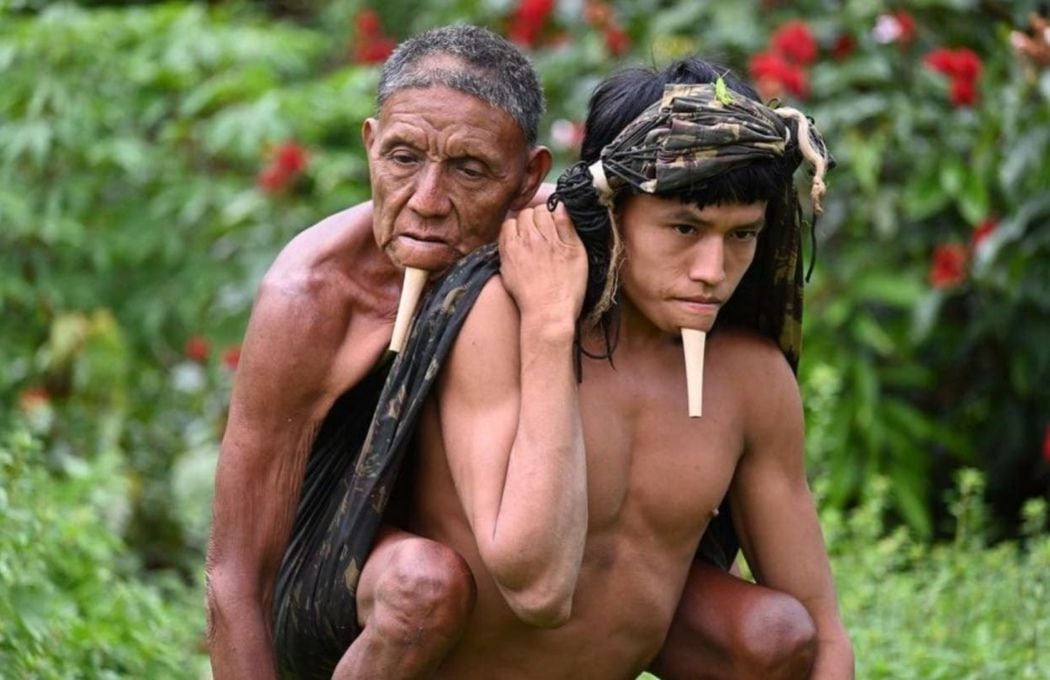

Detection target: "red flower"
[508, 0, 555, 48]
[350, 9, 395, 64]
[605, 25, 630, 57]
[971, 217, 998, 249]
[258, 141, 309, 193]
[831, 34, 856, 61]
[257, 165, 289, 193]
[518, 0, 554, 23]
[749, 50, 809, 100]
[924, 47, 982, 107]
[18, 386, 51, 413]
[894, 11, 916, 43]
[951, 48, 982, 80]
[185, 335, 211, 363]
[924, 48, 956, 74]
[929, 243, 968, 288]
[221, 344, 241, 371]
[949, 76, 978, 106]
[1043, 424, 1050, 464]
[771, 20, 818, 66]
[924, 47, 983, 79]
[275, 142, 308, 175]
[355, 9, 382, 38]
[354, 36, 395, 64]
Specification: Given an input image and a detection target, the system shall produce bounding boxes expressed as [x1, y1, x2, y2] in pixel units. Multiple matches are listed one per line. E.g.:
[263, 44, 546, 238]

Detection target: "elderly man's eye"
[390, 151, 418, 165]
[456, 162, 486, 179]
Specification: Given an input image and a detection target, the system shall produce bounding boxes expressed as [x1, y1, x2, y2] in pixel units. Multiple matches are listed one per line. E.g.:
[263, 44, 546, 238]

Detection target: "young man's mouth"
[674, 296, 723, 316]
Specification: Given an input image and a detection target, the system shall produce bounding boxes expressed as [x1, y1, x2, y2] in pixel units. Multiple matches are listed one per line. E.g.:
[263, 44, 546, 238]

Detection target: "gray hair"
[377, 24, 545, 145]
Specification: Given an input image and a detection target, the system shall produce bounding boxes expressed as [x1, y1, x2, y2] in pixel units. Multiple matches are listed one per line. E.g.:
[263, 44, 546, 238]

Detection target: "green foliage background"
[1, 0, 1048, 676]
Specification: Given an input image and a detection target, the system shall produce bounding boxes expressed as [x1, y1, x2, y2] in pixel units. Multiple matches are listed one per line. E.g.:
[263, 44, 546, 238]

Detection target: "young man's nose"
[407, 163, 453, 217]
[687, 235, 727, 287]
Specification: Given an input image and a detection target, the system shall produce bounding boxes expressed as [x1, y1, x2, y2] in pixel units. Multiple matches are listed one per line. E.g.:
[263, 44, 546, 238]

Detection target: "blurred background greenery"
[2, 0, 1048, 676]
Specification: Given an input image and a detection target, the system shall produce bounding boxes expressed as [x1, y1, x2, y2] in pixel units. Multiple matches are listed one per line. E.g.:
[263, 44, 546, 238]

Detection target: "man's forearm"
[811, 633, 855, 680]
[486, 317, 587, 622]
[207, 579, 280, 680]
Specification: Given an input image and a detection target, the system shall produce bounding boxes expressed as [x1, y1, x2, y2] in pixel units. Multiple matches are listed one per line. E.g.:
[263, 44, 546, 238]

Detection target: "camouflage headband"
[552, 81, 833, 370]
[589, 82, 830, 213]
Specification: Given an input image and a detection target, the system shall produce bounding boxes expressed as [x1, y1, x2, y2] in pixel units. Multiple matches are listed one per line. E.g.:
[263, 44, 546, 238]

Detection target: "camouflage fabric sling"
[273, 244, 500, 679]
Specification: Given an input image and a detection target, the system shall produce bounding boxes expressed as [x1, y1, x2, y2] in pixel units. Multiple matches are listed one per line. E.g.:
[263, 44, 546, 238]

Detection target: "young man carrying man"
[401, 60, 854, 677]
[208, 24, 833, 678]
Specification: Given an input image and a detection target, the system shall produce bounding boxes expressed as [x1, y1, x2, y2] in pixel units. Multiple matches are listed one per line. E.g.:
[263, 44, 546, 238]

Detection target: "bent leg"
[649, 560, 817, 680]
[332, 527, 477, 680]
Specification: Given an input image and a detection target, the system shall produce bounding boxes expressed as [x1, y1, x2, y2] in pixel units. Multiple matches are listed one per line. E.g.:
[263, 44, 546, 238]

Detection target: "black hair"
[551, 57, 808, 362]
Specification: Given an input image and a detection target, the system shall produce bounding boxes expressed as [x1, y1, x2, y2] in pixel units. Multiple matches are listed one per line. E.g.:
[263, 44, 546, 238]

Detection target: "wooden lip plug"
[388, 267, 428, 353]
[681, 328, 706, 418]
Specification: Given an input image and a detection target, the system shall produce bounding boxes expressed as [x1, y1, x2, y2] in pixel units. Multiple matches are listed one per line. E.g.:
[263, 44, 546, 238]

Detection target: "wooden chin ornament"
[388, 267, 428, 353]
[681, 328, 706, 417]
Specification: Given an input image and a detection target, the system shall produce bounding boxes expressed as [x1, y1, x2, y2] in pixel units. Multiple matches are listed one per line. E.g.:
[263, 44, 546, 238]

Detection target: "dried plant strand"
[774, 107, 830, 214]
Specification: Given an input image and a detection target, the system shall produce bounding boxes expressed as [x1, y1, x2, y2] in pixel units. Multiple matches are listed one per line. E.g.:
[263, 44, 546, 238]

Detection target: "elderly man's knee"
[372, 540, 477, 643]
[736, 592, 817, 679]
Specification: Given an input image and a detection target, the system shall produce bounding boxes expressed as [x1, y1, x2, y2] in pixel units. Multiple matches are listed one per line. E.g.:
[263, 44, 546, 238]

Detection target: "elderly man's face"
[363, 86, 549, 273]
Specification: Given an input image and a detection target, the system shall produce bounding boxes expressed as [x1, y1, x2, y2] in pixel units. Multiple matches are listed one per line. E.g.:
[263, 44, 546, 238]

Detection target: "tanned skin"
[205, 83, 550, 679]
[206, 77, 849, 679]
[406, 197, 854, 678]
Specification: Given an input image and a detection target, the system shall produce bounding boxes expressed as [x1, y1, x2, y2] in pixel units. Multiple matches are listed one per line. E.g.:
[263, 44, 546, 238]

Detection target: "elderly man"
[206, 25, 819, 680]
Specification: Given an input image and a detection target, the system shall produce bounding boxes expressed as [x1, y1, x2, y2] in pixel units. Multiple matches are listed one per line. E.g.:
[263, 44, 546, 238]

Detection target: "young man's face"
[617, 194, 766, 334]
[363, 85, 549, 273]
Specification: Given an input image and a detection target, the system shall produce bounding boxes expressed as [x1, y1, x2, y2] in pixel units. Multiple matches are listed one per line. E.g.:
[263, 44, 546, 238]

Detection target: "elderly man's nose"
[407, 164, 452, 217]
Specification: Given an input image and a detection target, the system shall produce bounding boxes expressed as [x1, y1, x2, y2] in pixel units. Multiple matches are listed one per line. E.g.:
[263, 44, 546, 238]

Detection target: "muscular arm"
[205, 207, 391, 679]
[727, 333, 855, 679]
[437, 207, 588, 627]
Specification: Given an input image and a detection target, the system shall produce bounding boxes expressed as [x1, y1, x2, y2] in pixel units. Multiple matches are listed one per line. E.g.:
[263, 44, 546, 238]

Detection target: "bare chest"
[576, 361, 744, 544]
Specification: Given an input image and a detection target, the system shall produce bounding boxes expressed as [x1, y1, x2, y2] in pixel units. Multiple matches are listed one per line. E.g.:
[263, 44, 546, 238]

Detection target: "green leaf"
[957, 169, 989, 225]
[939, 158, 966, 197]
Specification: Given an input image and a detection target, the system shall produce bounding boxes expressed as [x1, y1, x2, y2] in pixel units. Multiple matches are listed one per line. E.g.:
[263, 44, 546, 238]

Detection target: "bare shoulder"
[707, 325, 801, 444]
[263, 201, 379, 307]
[234, 202, 394, 420]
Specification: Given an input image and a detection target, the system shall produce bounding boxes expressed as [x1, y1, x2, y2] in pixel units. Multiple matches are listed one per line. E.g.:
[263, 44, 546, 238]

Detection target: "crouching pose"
[211, 23, 851, 678]
[401, 60, 854, 678]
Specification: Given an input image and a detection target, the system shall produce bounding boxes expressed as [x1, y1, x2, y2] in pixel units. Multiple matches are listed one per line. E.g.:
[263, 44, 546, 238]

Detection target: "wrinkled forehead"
[377, 85, 524, 142]
[379, 55, 532, 143]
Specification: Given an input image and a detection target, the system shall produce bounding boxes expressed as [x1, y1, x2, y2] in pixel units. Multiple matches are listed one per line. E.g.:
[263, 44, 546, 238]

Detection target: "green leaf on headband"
[715, 76, 733, 105]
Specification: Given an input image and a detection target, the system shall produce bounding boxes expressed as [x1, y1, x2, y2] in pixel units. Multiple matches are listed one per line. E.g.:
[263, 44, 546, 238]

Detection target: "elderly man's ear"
[510, 146, 553, 211]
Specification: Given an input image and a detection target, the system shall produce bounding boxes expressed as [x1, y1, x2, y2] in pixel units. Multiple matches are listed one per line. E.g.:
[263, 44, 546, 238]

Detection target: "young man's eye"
[672, 224, 697, 236]
[731, 228, 761, 241]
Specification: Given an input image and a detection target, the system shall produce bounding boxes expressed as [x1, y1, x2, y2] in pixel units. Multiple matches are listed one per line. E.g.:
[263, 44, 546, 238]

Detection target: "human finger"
[499, 216, 517, 250]
[550, 203, 580, 246]
[530, 205, 556, 243]
[514, 207, 535, 245]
